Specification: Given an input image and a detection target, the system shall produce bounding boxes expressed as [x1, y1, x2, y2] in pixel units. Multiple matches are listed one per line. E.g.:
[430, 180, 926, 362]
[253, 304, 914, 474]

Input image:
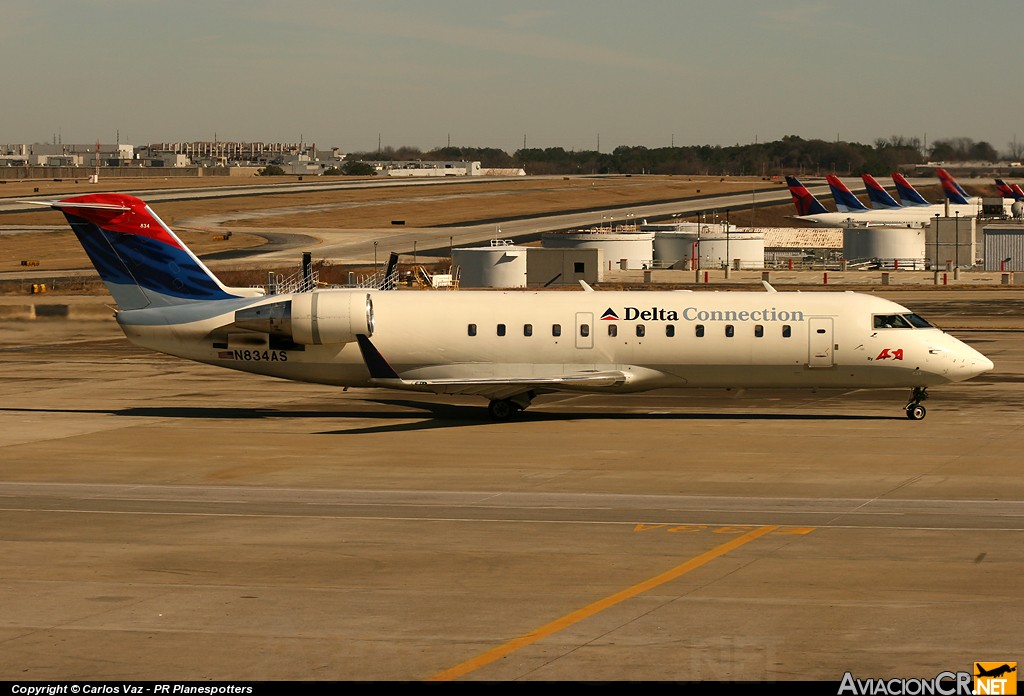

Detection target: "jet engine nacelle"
[233, 291, 374, 345]
[292, 291, 374, 345]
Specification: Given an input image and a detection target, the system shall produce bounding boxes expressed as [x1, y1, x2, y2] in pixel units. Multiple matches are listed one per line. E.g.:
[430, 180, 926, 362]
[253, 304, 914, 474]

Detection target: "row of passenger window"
[467, 323, 794, 338]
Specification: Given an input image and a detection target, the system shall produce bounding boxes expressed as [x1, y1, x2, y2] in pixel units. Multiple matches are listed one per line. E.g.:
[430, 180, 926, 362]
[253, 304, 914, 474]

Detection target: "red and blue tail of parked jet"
[825, 175, 869, 213]
[936, 168, 971, 205]
[995, 179, 1016, 199]
[860, 174, 903, 209]
[891, 172, 931, 206]
[785, 176, 830, 215]
[50, 193, 254, 311]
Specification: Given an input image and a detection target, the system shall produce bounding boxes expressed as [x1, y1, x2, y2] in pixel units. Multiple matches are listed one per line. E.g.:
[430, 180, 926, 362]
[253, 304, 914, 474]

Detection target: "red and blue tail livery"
[860, 174, 902, 209]
[52, 193, 246, 310]
[891, 172, 931, 206]
[785, 176, 830, 215]
[936, 168, 971, 205]
[995, 179, 1015, 199]
[825, 175, 869, 213]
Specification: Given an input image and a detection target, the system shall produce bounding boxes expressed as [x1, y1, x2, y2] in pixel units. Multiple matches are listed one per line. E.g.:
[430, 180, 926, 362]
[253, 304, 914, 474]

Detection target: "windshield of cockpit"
[873, 313, 934, 329]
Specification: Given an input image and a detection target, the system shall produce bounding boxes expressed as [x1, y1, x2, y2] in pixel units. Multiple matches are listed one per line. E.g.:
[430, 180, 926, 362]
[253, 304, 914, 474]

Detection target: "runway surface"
[0, 294, 1022, 681]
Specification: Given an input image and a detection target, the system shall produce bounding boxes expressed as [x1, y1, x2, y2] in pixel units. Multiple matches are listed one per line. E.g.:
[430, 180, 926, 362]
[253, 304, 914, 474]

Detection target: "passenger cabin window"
[754, 324, 764, 338]
[580, 324, 590, 337]
[695, 324, 705, 337]
[665, 325, 675, 337]
[497, 324, 506, 336]
[552, 324, 561, 337]
[524, 324, 533, 336]
[636, 324, 646, 337]
[467, 323, 477, 336]
[782, 325, 792, 338]
[608, 324, 618, 337]
[725, 325, 735, 338]
[874, 314, 913, 329]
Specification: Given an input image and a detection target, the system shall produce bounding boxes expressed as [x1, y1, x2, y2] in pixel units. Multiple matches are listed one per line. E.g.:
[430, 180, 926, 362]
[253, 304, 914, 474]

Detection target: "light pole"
[374, 241, 378, 271]
[955, 211, 960, 268]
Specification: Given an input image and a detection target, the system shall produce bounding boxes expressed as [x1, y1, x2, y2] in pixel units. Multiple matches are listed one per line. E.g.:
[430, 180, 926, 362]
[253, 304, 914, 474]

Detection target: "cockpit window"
[902, 313, 933, 328]
[873, 314, 912, 329]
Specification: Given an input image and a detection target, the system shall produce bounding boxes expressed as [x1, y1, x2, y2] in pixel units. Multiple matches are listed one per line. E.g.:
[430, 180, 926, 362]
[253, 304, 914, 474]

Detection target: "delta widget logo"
[601, 308, 619, 320]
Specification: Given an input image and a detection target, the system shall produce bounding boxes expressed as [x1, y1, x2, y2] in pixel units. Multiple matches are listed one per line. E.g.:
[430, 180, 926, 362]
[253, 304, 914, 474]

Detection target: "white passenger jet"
[43, 193, 993, 420]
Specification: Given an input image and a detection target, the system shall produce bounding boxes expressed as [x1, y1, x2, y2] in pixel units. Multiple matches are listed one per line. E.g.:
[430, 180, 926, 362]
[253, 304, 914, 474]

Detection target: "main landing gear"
[487, 392, 535, 421]
[905, 386, 929, 421]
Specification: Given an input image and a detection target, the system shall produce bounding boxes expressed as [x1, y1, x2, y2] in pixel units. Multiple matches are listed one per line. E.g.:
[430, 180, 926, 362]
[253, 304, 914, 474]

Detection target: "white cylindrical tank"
[541, 230, 654, 270]
[843, 226, 926, 268]
[452, 241, 528, 288]
[693, 232, 765, 270]
[652, 231, 700, 268]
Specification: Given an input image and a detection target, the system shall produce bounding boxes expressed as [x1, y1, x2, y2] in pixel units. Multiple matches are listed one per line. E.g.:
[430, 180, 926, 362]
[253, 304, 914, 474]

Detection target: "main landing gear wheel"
[905, 386, 929, 421]
[487, 399, 519, 421]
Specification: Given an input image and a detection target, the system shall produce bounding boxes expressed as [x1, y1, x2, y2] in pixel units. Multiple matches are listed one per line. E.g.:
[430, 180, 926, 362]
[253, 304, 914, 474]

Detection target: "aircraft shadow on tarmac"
[1, 400, 897, 436]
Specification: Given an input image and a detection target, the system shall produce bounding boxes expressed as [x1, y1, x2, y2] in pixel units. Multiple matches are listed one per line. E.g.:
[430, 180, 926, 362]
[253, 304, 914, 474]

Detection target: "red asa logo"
[876, 348, 904, 361]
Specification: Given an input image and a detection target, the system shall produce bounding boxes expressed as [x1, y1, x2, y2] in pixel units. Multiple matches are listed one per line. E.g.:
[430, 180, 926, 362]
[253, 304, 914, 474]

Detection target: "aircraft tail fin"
[995, 179, 1015, 198]
[936, 168, 971, 204]
[1012, 183, 1024, 201]
[891, 172, 931, 206]
[860, 174, 903, 209]
[51, 193, 252, 310]
[785, 176, 830, 215]
[825, 174, 869, 213]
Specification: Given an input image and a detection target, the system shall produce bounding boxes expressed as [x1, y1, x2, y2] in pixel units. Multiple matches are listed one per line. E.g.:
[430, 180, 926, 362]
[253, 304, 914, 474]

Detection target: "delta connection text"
[10, 686, 253, 695]
[606, 305, 806, 322]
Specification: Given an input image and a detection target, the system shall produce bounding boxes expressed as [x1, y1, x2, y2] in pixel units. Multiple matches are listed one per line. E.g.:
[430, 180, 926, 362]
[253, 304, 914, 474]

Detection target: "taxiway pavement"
[0, 293, 1021, 681]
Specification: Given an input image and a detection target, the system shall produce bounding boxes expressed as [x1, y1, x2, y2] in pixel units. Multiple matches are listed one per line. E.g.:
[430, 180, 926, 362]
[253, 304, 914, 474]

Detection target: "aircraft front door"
[575, 312, 594, 349]
[808, 317, 834, 367]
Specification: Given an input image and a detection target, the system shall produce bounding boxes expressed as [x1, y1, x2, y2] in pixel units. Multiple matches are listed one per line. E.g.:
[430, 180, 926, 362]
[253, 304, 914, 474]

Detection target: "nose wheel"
[905, 387, 929, 420]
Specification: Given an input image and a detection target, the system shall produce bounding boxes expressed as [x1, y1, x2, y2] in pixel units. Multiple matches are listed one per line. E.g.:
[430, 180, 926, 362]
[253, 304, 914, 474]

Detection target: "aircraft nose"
[969, 354, 995, 377]
[955, 345, 994, 380]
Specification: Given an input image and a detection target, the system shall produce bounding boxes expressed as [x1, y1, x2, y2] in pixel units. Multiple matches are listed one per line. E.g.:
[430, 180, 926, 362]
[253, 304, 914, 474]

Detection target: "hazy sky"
[3, 0, 1020, 154]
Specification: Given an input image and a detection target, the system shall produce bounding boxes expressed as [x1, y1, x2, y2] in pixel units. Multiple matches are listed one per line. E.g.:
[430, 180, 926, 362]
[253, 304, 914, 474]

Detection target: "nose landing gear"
[905, 387, 929, 420]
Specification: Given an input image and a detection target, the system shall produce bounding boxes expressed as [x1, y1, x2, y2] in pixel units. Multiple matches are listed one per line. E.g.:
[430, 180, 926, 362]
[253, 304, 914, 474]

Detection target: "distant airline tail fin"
[995, 179, 1015, 198]
[891, 172, 931, 206]
[51, 193, 258, 310]
[936, 168, 971, 204]
[1012, 183, 1024, 201]
[785, 176, 830, 215]
[860, 174, 903, 209]
[825, 174, 869, 213]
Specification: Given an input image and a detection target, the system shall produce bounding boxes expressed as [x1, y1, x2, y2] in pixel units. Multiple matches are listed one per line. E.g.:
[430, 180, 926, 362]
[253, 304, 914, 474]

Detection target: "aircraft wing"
[356, 334, 629, 399]
[378, 370, 630, 399]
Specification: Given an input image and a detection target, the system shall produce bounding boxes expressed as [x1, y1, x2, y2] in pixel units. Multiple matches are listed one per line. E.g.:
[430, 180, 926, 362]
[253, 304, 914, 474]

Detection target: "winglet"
[762, 280, 777, 293]
[356, 334, 401, 379]
[579, 280, 595, 292]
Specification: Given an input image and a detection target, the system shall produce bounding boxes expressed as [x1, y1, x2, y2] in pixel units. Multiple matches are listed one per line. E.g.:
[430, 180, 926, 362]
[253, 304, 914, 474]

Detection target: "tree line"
[342, 135, 1011, 176]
